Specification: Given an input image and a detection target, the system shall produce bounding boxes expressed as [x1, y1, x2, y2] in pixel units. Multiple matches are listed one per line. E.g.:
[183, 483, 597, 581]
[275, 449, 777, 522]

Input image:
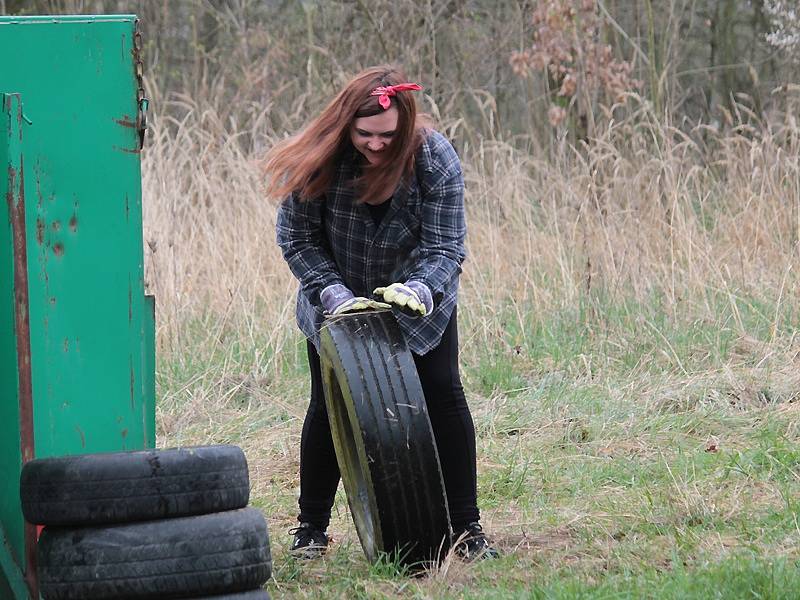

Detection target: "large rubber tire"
[37, 508, 271, 600]
[21, 445, 249, 526]
[320, 310, 452, 567]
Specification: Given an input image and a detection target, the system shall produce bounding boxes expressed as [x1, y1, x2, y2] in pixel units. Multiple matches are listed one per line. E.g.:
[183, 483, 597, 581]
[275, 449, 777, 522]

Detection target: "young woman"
[266, 65, 497, 561]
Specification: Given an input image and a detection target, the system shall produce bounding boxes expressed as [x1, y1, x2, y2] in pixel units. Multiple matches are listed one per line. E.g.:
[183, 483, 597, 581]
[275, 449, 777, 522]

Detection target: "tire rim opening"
[327, 367, 379, 558]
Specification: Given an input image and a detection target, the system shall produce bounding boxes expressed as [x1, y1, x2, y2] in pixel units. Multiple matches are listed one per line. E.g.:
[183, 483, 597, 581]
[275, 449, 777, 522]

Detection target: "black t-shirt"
[366, 199, 392, 226]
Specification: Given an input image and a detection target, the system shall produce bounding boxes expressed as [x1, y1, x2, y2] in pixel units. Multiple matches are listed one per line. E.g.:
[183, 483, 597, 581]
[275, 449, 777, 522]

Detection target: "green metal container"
[1, 15, 155, 599]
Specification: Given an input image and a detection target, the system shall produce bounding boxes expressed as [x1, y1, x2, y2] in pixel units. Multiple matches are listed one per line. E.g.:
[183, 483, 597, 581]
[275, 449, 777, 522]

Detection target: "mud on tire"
[21, 445, 250, 526]
[37, 508, 271, 600]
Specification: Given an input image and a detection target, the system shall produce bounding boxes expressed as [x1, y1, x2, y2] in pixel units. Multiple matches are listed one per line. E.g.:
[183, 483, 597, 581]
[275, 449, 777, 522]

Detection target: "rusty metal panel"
[2, 16, 157, 597]
[1, 14, 153, 460]
[2, 16, 156, 595]
[0, 93, 33, 600]
[0, 15, 155, 597]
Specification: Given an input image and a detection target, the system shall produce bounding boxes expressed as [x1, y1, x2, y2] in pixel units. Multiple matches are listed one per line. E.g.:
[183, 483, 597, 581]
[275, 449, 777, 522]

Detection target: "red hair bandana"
[370, 83, 423, 110]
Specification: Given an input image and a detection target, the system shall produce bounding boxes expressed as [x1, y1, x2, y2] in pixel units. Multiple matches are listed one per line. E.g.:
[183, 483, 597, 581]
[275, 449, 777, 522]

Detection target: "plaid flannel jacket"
[276, 129, 466, 355]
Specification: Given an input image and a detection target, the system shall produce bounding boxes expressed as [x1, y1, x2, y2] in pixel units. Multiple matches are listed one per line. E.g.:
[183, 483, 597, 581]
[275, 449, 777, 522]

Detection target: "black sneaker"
[289, 522, 329, 558]
[454, 522, 499, 561]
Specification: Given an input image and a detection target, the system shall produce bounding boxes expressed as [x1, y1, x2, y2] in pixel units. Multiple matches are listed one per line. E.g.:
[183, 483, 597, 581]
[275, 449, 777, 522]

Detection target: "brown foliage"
[510, 0, 641, 130]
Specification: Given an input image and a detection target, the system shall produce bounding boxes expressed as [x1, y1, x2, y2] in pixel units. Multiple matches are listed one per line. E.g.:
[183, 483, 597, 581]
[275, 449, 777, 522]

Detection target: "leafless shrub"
[510, 0, 641, 133]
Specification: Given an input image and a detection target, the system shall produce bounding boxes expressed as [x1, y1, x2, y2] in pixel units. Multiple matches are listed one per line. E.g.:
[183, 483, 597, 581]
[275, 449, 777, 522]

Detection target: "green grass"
[156, 290, 800, 598]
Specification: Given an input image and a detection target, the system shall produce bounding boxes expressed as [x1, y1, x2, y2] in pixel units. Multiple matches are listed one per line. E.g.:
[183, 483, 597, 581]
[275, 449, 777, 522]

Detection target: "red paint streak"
[69, 215, 78, 232]
[9, 157, 38, 598]
[7, 165, 16, 196]
[113, 145, 141, 154]
[115, 115, 136, 128]
[8, 163, 34, 461]
[53, 242, 64, 257]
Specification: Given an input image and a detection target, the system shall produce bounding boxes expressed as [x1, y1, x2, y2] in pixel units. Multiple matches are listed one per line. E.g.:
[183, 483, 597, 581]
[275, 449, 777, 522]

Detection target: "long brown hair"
[264, 65, 431, 203]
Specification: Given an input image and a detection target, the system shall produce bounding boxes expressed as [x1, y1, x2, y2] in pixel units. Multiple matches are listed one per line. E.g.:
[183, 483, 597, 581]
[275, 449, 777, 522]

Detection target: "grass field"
[145, 99, 800, 598]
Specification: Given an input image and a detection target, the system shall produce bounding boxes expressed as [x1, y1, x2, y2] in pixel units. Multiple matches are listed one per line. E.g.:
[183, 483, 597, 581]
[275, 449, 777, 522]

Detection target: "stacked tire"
[20, 445, 271, 600]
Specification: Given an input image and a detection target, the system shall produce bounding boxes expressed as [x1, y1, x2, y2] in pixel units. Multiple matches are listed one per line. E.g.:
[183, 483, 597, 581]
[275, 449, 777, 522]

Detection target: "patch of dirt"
[495, 526, 576, 553]
[595, 438, 649, 458]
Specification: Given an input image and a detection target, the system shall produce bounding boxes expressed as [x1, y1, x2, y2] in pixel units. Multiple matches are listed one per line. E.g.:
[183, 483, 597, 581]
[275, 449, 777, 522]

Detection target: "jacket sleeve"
[276, 193, 346, 304]
[405, 139, 467, 303]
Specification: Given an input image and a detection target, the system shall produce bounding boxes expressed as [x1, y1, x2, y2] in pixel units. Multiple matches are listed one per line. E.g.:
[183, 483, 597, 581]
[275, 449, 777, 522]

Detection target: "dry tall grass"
[143, 90, 800, 381]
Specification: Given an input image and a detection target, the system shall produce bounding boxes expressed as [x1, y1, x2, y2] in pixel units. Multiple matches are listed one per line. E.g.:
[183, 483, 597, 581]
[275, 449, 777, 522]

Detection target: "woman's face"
[350, 107, 399, 165]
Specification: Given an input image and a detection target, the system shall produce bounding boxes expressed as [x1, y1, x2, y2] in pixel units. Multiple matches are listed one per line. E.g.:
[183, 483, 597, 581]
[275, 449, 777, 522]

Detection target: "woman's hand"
[329, 297, 391, 316]
[322, 283, 390, 316]
[372, 282, 432, 317]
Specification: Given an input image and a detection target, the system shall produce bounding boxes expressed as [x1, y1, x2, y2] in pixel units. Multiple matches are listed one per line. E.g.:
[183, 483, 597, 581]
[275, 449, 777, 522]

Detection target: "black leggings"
[298, 307, 480, 531]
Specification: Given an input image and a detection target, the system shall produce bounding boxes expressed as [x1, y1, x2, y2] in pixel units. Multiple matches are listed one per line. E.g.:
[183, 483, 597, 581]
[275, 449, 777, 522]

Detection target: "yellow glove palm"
[330, 296, 391, 316]
[372, 283, 427, 317]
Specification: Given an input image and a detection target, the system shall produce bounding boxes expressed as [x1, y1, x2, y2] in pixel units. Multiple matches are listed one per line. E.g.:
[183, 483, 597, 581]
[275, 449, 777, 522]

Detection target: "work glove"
[372, 281, 432, 317]
[321, 283, 390, 316]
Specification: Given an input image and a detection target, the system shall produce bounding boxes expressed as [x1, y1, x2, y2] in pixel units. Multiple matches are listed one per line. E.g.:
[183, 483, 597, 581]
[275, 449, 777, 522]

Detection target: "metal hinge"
[133, 19, 148, 150]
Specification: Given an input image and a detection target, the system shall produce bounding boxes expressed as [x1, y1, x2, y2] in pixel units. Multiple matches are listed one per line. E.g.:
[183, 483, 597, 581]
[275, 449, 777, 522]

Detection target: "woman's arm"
[276, 193, 346, 305]
[405, 139, 467, 305]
